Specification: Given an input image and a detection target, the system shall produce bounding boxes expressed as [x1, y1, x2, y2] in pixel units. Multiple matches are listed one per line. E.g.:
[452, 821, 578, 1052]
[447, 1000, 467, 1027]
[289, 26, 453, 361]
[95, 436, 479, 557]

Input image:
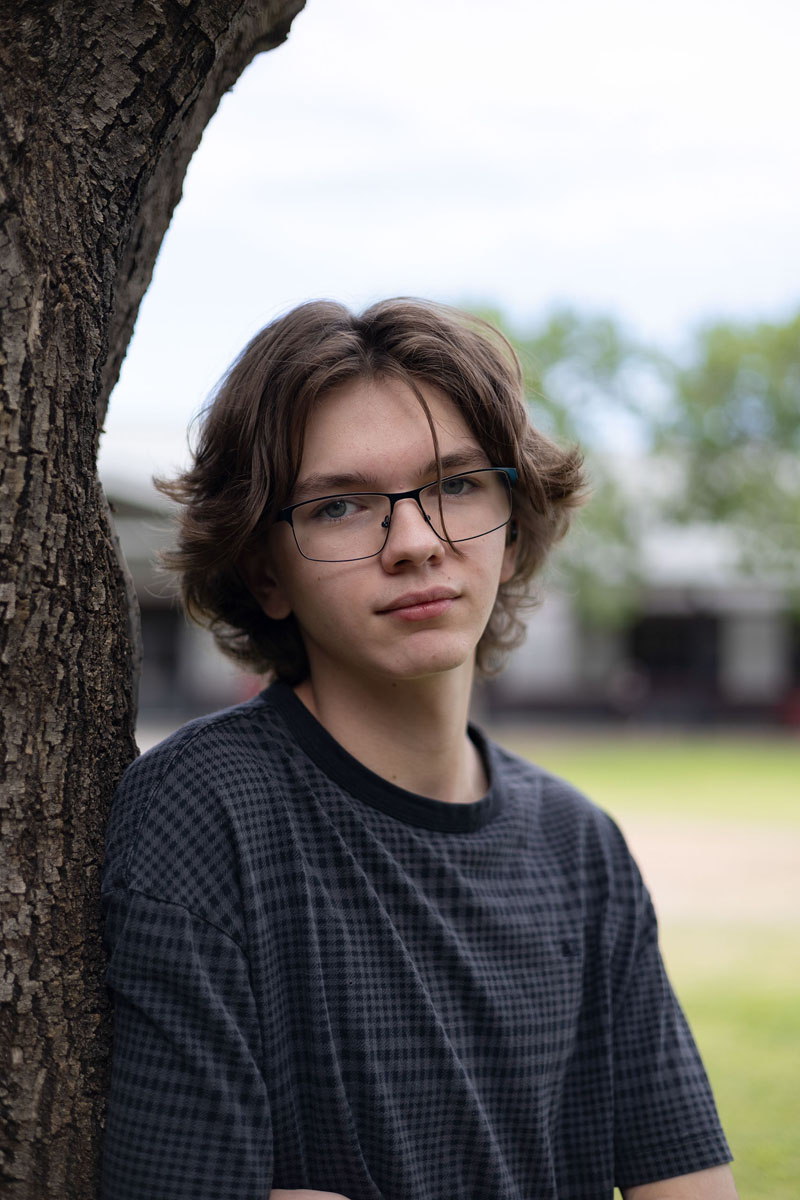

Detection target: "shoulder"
[108, 692, 285, 830]
[486, 737, 642, 897]
[488, 737, 624, 844]
[102, 690, 296, 925]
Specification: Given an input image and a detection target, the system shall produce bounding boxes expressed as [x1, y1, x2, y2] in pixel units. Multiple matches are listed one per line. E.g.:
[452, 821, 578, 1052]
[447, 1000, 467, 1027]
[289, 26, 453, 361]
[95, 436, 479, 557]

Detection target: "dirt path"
[619, 817, 800, 923]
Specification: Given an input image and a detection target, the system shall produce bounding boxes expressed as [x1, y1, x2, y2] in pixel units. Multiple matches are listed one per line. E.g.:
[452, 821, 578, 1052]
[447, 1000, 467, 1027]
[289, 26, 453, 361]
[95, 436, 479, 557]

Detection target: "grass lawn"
[491, 728, 800, 823]
[663, 924, 800, 1200]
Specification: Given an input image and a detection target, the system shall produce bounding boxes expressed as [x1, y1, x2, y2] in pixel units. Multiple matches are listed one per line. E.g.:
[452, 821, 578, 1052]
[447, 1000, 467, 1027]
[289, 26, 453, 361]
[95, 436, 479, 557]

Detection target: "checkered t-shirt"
[101, 682, 731, 1199]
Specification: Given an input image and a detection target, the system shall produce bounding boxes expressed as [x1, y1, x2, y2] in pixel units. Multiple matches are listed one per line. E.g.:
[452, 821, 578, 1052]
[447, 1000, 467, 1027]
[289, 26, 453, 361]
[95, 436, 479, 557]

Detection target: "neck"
[293, 662, 486, 804]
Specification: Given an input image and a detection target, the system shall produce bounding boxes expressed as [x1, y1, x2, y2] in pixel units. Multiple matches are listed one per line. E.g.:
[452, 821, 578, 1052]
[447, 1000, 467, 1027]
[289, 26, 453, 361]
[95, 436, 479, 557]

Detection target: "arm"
[270, 1193, 353, 1199]
[102, 888, 272, 1200]
[603, 818, 733, 1189]
[623, 1164, 738, 1199]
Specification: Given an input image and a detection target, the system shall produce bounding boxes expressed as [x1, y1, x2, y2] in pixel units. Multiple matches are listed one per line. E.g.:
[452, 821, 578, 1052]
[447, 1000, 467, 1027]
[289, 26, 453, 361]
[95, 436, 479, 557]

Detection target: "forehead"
[296, 377, 487, 486]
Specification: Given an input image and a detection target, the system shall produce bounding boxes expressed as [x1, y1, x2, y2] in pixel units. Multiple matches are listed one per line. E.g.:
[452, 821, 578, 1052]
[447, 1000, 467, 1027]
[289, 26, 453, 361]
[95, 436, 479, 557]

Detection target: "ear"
[239, 551, 293, 621]
[499, 520, 518, 584]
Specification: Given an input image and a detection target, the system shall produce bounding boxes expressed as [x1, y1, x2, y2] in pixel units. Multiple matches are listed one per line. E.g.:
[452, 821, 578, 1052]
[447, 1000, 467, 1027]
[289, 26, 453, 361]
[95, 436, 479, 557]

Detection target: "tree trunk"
[0, 2, 305, 1193]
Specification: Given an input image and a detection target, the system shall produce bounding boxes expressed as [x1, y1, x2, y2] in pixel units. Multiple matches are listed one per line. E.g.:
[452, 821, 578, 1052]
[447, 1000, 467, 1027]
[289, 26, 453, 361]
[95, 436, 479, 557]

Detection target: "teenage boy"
[101, 299, 736, 1200]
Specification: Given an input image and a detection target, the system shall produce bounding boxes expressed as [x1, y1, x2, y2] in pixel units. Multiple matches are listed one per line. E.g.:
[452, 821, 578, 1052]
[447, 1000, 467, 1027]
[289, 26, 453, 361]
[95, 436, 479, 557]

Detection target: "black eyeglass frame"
[276, 466, 518, 562]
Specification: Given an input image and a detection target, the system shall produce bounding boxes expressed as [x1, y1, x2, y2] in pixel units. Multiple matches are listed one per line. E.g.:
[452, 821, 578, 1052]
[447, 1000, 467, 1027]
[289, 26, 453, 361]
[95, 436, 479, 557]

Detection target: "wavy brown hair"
[156, 298, 586, 683]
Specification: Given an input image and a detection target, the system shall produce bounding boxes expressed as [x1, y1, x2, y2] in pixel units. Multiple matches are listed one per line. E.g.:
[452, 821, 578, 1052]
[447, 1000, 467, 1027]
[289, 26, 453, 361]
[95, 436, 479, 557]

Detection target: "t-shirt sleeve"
[101, 887, 272, 1200]
[603, 819, 732, 1189]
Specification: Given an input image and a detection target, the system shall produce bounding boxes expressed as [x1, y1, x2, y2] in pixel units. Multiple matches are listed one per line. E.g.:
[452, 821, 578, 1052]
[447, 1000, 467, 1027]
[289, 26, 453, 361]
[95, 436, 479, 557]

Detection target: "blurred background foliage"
[476, 305, 800, 626]
[662, 314, 800, 576]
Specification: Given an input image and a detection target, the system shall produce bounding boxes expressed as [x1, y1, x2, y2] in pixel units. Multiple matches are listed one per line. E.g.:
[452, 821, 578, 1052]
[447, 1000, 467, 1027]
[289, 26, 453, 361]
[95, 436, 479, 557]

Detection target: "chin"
[382, 639, 476, 681]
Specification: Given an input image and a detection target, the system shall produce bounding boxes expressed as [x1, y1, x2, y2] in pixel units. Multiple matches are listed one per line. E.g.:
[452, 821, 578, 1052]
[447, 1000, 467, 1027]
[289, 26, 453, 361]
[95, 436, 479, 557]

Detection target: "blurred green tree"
[479, 307, 665, 627]
[659, 313, 800, 583]
[478, 305, 800, 622]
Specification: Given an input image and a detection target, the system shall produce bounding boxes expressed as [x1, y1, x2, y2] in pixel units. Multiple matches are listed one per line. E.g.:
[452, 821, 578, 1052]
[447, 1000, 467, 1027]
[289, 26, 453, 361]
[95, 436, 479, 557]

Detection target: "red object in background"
[238, 674, 267, 702]
[777, 689, 800, 727]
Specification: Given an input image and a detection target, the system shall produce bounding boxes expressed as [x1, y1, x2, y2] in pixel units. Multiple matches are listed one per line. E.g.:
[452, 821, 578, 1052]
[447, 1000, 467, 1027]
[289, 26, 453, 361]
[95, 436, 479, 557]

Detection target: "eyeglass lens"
[290, 469, 512, 562]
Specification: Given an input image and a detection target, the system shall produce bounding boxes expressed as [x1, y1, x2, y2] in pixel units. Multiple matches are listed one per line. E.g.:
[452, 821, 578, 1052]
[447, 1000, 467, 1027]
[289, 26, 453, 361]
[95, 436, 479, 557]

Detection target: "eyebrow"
[290, 449, 492, 504]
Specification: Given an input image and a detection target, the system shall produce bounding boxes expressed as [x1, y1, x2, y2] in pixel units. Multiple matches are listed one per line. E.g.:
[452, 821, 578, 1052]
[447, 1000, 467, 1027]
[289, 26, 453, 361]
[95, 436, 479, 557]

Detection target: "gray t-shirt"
[101, 681, 731, 1199]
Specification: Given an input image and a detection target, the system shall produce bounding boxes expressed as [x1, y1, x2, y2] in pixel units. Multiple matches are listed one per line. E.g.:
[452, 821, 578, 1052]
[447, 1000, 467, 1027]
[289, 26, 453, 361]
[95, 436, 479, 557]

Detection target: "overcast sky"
[99, 0, 800, 483]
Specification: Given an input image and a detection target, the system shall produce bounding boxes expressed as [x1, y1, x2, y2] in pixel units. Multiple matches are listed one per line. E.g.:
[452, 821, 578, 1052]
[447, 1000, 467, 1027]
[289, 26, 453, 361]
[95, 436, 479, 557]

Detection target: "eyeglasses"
[277, 467, 517, 562]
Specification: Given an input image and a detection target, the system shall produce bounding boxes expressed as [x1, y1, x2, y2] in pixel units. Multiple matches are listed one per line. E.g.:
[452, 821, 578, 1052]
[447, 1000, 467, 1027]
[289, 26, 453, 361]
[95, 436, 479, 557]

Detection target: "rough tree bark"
[0, 2, 306, 1194]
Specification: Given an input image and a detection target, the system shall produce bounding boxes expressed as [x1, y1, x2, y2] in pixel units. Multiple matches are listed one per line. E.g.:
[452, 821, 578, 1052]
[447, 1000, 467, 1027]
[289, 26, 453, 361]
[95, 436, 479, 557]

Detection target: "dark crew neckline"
[262, 681, 502, 833]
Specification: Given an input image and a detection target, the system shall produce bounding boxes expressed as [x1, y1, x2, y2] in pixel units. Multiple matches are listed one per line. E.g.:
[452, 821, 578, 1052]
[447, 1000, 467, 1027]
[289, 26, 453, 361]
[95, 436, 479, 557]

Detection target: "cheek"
[475, 530, 515, 589]
[288, 570, 364, 640]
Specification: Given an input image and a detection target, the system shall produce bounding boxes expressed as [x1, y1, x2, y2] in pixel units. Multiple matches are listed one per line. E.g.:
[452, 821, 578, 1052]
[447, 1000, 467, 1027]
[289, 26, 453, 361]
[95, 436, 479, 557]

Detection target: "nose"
[379, 496, 445, 569]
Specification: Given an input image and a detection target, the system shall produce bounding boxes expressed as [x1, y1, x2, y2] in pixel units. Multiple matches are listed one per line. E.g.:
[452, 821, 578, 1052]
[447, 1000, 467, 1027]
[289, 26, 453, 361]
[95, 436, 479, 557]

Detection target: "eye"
[315, 497, 360, 521]
[440, 473, 477, 497]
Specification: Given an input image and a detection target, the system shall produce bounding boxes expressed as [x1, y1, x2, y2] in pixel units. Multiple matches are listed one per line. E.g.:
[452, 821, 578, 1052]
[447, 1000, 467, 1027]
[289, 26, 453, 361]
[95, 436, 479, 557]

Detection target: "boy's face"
[251, 376, 517, 690]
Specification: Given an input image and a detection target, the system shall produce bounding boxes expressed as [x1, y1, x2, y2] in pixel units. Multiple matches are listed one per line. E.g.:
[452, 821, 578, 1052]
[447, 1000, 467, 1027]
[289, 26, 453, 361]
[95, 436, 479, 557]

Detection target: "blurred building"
[106, 472, 256, 722]
[105, 471, 800, 727]
[494, 580, 800, 726]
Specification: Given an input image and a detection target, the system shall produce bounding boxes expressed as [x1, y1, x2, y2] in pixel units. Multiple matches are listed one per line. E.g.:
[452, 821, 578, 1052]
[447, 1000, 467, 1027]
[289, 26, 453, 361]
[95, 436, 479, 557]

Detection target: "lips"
[378, 588, 459, 616]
